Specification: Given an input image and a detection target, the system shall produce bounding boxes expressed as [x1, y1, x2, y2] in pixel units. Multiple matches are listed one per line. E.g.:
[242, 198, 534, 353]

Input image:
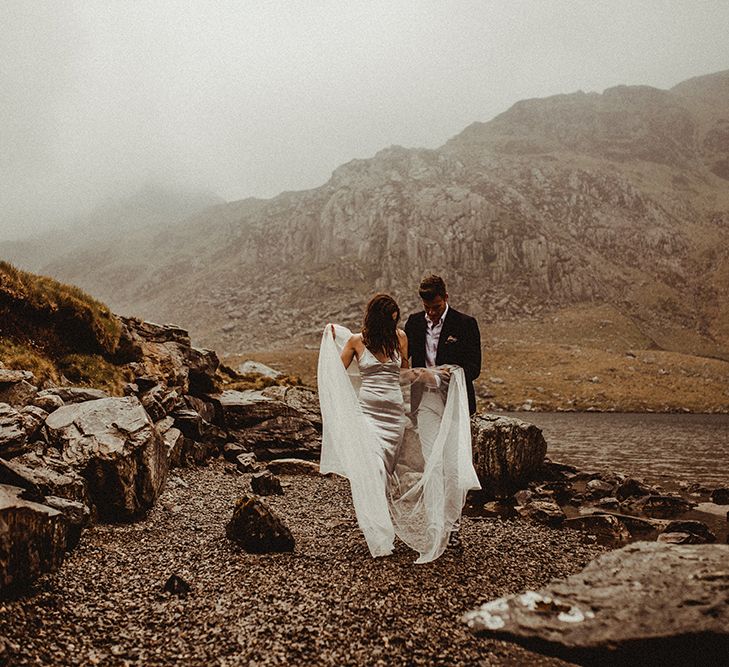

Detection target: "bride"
[317, 293, 480, 563]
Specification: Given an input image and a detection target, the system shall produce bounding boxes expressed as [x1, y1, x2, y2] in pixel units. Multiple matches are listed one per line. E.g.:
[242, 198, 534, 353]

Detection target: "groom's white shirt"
[425, 303, 449, 367]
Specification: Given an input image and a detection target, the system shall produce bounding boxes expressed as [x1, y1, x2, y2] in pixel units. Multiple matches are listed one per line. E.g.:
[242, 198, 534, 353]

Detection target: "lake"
[499, 412, 729, 488]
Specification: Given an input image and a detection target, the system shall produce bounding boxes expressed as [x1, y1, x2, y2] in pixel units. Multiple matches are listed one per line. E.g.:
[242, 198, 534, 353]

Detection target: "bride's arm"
[340, 333, 357, 368]
[397, 329, 409, 368]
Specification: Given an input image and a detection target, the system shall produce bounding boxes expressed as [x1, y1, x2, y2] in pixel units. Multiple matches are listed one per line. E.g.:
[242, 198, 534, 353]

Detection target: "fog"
[2, 0, 728, 239]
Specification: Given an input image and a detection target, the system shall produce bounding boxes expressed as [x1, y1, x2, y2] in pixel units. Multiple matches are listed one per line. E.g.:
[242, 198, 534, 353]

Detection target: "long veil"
[318, 324, 481, 564]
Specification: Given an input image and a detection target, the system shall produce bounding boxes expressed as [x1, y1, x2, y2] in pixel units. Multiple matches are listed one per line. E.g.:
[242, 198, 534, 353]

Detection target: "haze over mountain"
[4, 70, 729, 361]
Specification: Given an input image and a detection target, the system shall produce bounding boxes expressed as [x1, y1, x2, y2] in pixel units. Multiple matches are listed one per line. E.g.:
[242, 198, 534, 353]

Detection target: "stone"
[162, 427, 185, 468]
[223, 442, 248, 462]
[163, 573, 191, 597]
[233, 416, 321, 460]
[0, 380, 38, 408]
[709, 487, 729, 505]
[42, 495, 91, 550]
[590, 511, 660, 537]
[45, 396, 167, 521]
[250, 470, 283, 496]
[209, 390, 296, 430]
[628, 494, 695, 518]
[0, 454, 89, 506]
[536, 460, 578, 481]
[43, 387, 109, 404]
[657, 531, 704, 545]
[470, 414, 547, 498]
[589, 496, 620, 510]
[615, 477, 653, 501]
[31, 393, 64, 413]
[563, 514, 632, 545]
[463, 542, 729, 666]
[237, 361, 281, 378]
[0, 370, 34, 384]
[183, 395, 217, 425]
[266, 458, 320, 476]
[186, 347, 219, 395]
[19, 406, 48, 442]
[261, 385, 322, 429]
[0, 403, 27, 459]
[517, 500, 565, 526]
[660, 520, 716, 543]
[226, 494, 295, 553]
[236, 452, 257, 473]
[0, 484, 69, 592]
[585, 479, 614, 498]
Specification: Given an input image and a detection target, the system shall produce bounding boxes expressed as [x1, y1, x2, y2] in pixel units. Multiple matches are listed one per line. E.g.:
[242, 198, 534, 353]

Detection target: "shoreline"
[1, 459, 605, 666]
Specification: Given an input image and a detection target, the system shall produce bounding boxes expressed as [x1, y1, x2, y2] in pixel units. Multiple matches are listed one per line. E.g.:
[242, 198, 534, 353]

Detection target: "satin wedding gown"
[318, 324, 480, 564]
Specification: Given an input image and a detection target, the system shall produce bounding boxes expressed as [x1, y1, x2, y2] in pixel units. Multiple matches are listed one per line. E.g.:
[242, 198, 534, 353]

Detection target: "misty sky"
[2, 1, 729, 239]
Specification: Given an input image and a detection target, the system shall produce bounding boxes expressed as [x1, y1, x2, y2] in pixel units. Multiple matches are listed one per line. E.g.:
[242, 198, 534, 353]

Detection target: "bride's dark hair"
[362, 293, 400, 360]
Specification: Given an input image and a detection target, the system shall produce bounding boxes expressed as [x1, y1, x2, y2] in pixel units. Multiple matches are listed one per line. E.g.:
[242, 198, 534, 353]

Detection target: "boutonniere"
[445, 335, 458, 344]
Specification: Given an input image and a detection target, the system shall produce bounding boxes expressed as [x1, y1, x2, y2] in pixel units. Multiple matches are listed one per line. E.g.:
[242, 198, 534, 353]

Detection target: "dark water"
[500, 412, 729, 488]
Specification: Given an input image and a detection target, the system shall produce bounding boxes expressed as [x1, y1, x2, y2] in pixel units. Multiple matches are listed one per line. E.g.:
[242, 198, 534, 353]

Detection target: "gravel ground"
[0, 461, 606, 666]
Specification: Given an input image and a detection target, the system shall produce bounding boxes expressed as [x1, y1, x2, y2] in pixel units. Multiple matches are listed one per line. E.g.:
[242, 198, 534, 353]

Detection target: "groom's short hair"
[419, 274, 447, 300]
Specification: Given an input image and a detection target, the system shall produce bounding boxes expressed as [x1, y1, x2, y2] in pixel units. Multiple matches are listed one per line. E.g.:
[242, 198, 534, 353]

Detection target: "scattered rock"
[223, 442, 248, 462]
[266, 458, 320, 476]
[0, 380, 38, 408]
[628, 494, 695, 518]
[225, 494, 295, 553]
[660, 520, 715, 543]
[463, 542, 729, 666]
[470, 414, 547, 498]
[615, 477, 652, 501]
[563, 514, 631, 545]
[590, 496, 620, 510]
[585, 479, 614, 498]
[517, 500, 565, 526]
[709, 487, 729, 505]
[31, 393, 65, 413]
[163, 574, 191, 597]
[250, 471, 283, 496]
[236, 452, 257, 473]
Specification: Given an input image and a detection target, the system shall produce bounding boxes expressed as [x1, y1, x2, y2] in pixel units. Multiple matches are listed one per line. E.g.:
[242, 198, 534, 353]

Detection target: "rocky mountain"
[4, 70, 729, 357]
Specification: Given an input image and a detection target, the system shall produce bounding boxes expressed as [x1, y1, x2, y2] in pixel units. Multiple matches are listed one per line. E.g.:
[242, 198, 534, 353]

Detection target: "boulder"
[0, 380, 38, 407]
[0, 403, 27, 458]
[261, 385, 322, 429]
[140, 384, 181, 422]
[0, 370, 34, 384]
[42, 495, 91, 550]
[563, 514, 632, 545]
[0, 484, 69, 593]
[470, 414, 547, 498]
[236, 452, 258, 473]
[162, 427, 185, 468]
[233, 416, 320, 460]
[660, 520, 715, 543]
[209, 390, 296, 430]
[0, 454, 89, 506]
[615, 477, 653, 501]
[585, 479, 615, 499]
[183, 395, 217, 425]
[536, 460, 578, 482]
[266, 458, 320, 476]
[237, 361, 281, 378]
[31, 393, 65, 413]
[19, 406, 48, 442]
[225, 494, 294, 553]
[517, 500, 565, 526]
[41, 387, 109, 404]
[186, 347, 219, 395]
[223, 442, 248, 462]
[709, 487, 729, 505]
[250, 471, 284, 496]
[463, 542, 729, 666]
[656, 532, 705, 545]
[590, 497, 620, 511]
[628, 494, 695, 518]
[45, 396, 167, 521]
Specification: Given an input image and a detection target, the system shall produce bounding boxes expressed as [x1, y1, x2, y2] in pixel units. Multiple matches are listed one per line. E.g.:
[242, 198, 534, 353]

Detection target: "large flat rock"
[463, 541, 729, 666]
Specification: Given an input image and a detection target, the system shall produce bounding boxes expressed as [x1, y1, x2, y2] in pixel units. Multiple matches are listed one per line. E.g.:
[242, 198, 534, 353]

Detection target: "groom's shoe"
[447, 530, 462, 550]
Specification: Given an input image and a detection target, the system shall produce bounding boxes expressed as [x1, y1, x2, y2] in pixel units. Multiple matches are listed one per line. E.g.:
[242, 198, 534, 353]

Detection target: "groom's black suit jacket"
[404, 307, 482, 415]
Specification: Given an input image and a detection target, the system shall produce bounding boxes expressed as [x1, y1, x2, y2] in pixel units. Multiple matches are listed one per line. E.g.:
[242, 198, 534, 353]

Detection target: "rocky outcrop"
[471, 415, 547, 497]
[0, 484, 69, 593]
[45, 396, 167, 520]
[463, 542, 729, 666]
[226, 495, 295, 553]
[0, 403, 27, 458]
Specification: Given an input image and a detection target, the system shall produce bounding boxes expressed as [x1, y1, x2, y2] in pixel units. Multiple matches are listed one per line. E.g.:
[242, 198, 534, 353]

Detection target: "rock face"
[225, 495, 295, 553]
[45, 396, 167, 520]
[463, 541, 729, 666]
[0, 484, 69, 593]
[18, 72, 729, 358]
[471, 415, 547, 497]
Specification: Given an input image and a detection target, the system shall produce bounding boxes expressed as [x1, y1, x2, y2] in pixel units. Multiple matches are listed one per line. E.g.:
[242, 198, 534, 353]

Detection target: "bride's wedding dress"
[318, 324, 480, 564]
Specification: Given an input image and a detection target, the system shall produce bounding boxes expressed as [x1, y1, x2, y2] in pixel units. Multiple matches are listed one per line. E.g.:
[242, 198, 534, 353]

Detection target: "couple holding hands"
[318, 274, 482, 563]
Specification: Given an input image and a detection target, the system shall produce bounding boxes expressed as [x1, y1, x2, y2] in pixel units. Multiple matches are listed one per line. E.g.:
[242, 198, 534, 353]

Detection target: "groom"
[404, 274, 482, 415]
[404, 274, 481, 549]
